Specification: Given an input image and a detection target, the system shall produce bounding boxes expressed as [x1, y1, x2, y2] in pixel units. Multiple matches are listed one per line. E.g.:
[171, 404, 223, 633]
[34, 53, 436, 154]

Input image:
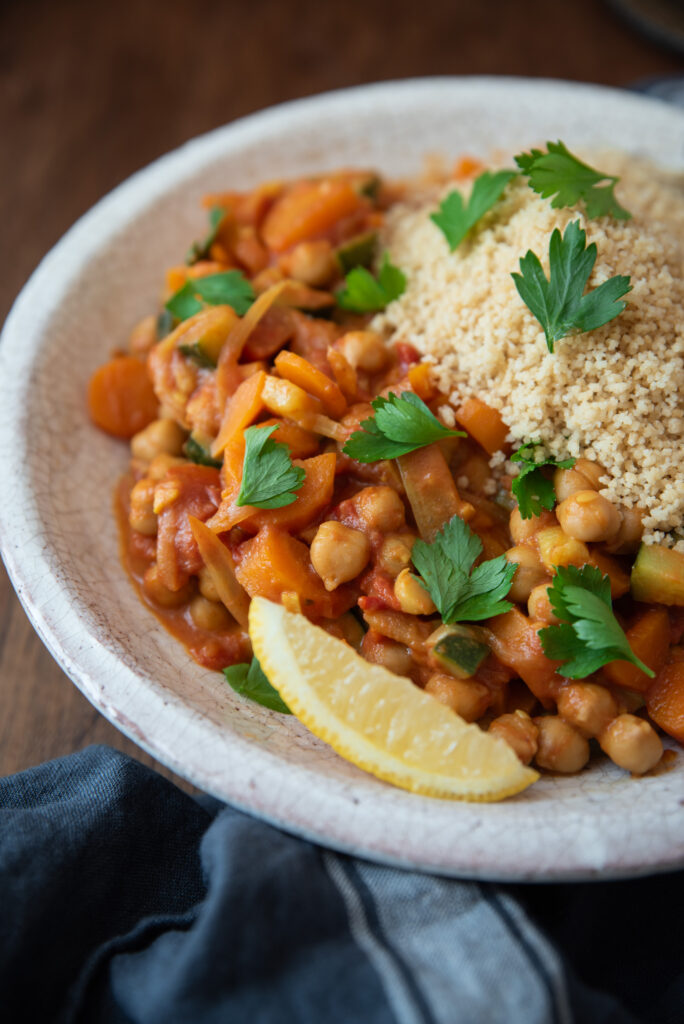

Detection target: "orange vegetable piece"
[212, 369, 266, 458]
[235, 527, 355, 620]
[274, 350, 347, 419]
[208, 452, 336, 536]
[259, 418, 320, 459]
[261, 179, 368, 253]
[603, 607, 671, 693]
[455, 397, 510, 455]
[407, 363, 436, 401]
[646, 661, 684, 743]
[88, 355, 158, 439]
[454, 155, 484, 180]
[486, 609, 561, 707]
[327, 347, 358, 402]
[587, 550, 631, 599]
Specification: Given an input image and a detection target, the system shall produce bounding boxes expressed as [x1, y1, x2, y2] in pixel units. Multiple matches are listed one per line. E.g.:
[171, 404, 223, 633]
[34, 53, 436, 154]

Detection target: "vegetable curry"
[88, 155, 684, 781]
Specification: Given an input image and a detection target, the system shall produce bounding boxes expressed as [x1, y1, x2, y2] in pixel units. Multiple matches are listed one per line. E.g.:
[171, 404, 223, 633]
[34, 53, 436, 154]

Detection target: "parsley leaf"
[165, 271, 255, 322]
[186, 205, 225, 265]
[515, 141, 631, 220]
[411, 515, 515, 623]
[510, 441, 575, 519]
[430, 169, 515, 250]
[539, 565, 654, 679]
[223, 657, 291, 714]
[342, 391, 464, 463]
[336, 251, 406, 313]
[237, 424, 306, 509]
[512, 219, 631, 353]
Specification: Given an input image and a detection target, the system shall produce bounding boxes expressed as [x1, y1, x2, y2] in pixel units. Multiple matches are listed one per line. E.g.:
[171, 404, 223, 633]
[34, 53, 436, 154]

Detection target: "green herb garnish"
[166, 271, 255, 322]
[183, 436, 222, 468]
[223, 657, 291, 714]
[515, 141, 631, 221]
[412, 515, 515, 623]
[186, 205, 225, 265]
[336, 251, 406, 313]
[178, 342, 217, 368]
[539, 565, 653, 679]
[237, 424, 305, 509]
[512, 220, 631, 353]
[510, 441, 575, 520]
[156, 309, 175, 340]
[342, 391, 464, 463]
[430, 169, 515, 250]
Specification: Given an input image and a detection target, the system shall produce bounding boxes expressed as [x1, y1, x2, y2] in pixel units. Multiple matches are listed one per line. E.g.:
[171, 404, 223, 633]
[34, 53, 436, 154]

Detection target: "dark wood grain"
[1, 0, 682, 782]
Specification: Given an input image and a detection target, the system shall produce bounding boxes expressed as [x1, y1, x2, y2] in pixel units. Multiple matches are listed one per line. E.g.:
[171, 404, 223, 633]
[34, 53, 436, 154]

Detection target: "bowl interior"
[2, 78, 684, 880]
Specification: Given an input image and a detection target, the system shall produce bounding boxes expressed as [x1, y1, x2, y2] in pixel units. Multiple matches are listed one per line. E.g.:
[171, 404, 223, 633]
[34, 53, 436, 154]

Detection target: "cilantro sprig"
[237, 424, 305, 509]
[515, 141, 631, 221]
[512, 220, 631, 353]
[166, 271, 255, 322]
[336, 251, 406, 313]
[412, 515, 515, 623]
[224, 657, 290, 714]
[510, 441, 575, 519]
[539, 565, 653, 679]
[186, 205, 226, 265]
[430, 169, 515, 250]
[342, 391, 464, 463]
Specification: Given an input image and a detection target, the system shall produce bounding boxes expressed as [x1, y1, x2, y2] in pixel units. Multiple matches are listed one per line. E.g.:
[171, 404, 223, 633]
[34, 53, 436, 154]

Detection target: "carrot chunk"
[274, 350, 347, 419]
[647, 662, 684, 743]
[603, 607, 671, 693]
[88, 356, 158, 439]
[486, 609, 561, 707]
[455, 397, 509, 455]
[261, 179, 368, 252]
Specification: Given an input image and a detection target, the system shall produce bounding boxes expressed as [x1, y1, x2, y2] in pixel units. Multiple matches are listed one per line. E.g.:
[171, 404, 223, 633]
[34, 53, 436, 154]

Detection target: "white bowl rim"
[2, 75, 684, 882]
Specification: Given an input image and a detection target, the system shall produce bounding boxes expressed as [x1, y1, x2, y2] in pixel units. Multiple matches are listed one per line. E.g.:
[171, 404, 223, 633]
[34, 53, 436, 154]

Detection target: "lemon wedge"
[248, 597, 538, 801]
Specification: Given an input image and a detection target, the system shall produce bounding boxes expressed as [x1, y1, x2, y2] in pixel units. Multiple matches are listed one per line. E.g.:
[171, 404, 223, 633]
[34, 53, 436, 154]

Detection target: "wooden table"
[1, 0, 682, 783]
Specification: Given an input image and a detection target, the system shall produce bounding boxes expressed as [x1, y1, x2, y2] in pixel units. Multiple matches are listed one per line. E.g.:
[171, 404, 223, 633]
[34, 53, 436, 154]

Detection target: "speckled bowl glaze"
[1, 78, 683, 881]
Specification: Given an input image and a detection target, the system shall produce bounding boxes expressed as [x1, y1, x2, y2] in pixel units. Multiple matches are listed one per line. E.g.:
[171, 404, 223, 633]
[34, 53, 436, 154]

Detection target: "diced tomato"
[156, 465, 221, 590]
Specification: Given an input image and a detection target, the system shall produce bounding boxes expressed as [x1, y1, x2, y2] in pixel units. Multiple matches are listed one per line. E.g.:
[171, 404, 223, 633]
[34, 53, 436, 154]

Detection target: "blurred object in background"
[609, 0, 684, 55]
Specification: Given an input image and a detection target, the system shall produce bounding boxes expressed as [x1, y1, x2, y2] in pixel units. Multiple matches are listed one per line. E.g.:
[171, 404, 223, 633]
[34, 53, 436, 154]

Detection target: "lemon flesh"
[249, 597, 538, 801]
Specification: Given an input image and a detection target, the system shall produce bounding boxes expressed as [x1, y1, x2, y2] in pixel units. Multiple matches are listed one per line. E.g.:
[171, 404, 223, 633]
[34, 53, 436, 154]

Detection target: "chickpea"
[599, 714, 663, 774]
[131, 418, 187, 462]
[509, 506, 557, 545]
[142, 564, 194, 608]
[339, 330, 389, 373]
[553, 458, 605, 501]
[147, 453, 187, 481]
[557, 682, 619, 738]
[394, 569, 436, 615]
[605, 506, 644, 555]
[533, 716, 590, 773]
[377, 532, 416, 577]
[505, 545, 548, 603]
[129, 479, 158, 536]
[425, 673, 491, 722]
[556, 490, 621, 543]
[489, 711, 539, 765]
[198, 566, 221, 603]
[282, 240, 336, 287]
[361, 632, 413, 677]
[310, 521, 371, 591]
[527, 583, 558, 624]
[189, 594, 233, 631]
[352, 486, 406, 533]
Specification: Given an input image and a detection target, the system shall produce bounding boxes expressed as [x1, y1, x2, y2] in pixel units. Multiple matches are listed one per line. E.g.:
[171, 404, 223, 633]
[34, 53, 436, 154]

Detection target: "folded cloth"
[0, 747, 681, 1023]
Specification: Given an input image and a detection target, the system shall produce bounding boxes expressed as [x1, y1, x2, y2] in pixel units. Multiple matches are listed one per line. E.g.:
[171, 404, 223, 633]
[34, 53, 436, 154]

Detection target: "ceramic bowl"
[2, 77, 683, 880]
